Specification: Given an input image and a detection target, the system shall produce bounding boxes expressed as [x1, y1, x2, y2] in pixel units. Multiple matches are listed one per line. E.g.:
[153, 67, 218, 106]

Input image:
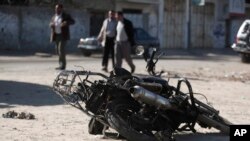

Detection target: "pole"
[158, 0, 164, 48]
[185, 0, 191, 49]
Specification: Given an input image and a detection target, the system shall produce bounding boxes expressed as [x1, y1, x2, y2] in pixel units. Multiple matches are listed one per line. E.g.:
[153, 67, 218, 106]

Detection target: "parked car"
[231, 20, 250, 63]
[78, 28, 160, 57]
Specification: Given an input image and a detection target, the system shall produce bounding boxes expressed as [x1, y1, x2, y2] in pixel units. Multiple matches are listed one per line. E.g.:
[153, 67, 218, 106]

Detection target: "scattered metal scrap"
[2, 110, 35, 120]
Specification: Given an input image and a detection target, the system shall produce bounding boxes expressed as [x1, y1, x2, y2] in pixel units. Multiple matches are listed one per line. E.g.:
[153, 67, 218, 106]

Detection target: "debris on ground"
[2, 110, 35, 120]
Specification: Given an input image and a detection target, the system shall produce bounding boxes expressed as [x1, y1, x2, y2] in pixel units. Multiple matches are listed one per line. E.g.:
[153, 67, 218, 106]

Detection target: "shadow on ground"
[0, 80, 64, 107]
[175, 132, 229, 141]
[104, 132, 229, 141]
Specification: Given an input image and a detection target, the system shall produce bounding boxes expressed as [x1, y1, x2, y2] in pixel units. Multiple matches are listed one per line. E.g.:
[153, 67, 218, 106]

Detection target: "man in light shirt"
[98, 10, 117, 72]
[49, 4, 75, 70]
[115, 11, 136, 73]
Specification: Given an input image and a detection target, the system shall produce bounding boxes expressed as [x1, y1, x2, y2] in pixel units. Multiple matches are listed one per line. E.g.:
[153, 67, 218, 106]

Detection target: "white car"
[78, 28, 160, 57]
[232, 20, 250, 63]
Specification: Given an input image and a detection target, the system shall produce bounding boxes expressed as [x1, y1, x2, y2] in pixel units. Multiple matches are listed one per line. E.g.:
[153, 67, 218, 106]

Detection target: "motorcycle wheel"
[88, 117, 104, 135]
[106, 100, 158, 141]
[197, 107, 232, 134]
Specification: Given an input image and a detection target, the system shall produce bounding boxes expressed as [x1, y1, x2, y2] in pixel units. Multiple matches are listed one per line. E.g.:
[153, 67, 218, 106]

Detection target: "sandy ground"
[0, 49, 250, 141]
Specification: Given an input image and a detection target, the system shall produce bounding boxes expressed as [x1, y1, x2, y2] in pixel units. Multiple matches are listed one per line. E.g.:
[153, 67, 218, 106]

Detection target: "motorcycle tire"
[197, 109, 232, 134]
[192, 97, 231, 134]
[88, 117, 104, 135]
[106, 100, 159, 141]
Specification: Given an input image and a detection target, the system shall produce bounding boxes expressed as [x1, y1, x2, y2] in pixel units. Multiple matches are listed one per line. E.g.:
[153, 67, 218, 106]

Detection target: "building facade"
[0, 0, 249, 50]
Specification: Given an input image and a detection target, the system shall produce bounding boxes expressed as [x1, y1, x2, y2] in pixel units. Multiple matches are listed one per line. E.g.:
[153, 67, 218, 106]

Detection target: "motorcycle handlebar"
[148, 48, 157, 62]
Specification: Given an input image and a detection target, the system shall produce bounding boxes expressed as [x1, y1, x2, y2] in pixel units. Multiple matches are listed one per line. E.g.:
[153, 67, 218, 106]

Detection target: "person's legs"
[109, 38, 115, 68]
[122, 41, 135, 73]
[102, 39, 110, 71]
[102, 37, 115, 71]
[58, 40, 66, 69]
[55, 34, 65, 70]
[55, 40, 59, 55]
[114, 42, 123, 68]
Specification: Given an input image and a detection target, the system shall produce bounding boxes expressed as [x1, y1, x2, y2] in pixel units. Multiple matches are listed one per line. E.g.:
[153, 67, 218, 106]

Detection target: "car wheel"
[80, 49, 92, 57]
[241, 53, 250, 63]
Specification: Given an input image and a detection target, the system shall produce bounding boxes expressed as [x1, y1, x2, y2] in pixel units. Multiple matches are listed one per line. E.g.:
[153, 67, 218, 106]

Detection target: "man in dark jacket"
[50, 4, 75, 70]
[115, 11, 136, 73]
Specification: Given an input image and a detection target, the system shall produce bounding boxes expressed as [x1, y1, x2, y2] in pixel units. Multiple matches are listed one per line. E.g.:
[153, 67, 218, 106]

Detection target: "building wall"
[164, 0, 215, 48]
[117, 0, 217, 48]
[164, 0, 185, 48]
[1, 0, 245, 50]
[116, 1, 158, 37]
[0, 7, 19, 49]
[0, 6, 89, 51]
[191, 2, 215, 48]
[22, 0, 115, 10]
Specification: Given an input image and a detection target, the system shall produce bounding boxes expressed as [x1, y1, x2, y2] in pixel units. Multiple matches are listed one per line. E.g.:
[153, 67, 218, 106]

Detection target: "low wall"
[0, 6, 89, 52]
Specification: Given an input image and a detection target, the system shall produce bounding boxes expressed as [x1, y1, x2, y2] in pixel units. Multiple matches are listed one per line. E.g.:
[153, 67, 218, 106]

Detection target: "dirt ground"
[0, 49, 250, 141]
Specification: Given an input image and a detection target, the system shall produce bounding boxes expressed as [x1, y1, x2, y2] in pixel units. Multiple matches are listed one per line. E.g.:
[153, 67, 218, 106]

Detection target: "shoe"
[131, 66, 135, 74]
[102, 67, 108, 72]
[55, 66, 65, 70]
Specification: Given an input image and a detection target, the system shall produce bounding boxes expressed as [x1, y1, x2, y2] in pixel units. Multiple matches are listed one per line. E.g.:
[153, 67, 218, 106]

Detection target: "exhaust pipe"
[129, 85, 172, 110]
[136, 82, 162, 93]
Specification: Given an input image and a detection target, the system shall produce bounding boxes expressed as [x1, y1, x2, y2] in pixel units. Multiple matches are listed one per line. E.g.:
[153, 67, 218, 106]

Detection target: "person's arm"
[129, 21, 135, 45]
[126, 19, 135, 46]
[61, 13, 75, 27]
[49, 16, 55, 31]
[97, 20, 106, 42]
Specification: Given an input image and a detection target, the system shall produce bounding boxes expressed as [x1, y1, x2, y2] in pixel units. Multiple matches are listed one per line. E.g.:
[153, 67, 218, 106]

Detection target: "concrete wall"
[116, 1, 158, 37]
[163, 0, 215, 48]
[0, 6, 89, 52]
[0, 6, 19, 49]
[1, 0, 242, 50]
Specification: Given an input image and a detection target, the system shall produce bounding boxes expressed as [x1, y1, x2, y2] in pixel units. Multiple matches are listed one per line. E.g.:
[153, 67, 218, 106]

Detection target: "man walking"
[115, 11, 136, 73]
[50, 4, 75, 70]
[98, 10, 117, 72]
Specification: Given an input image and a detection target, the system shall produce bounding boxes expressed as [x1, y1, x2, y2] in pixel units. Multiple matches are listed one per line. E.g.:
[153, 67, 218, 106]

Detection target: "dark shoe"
[131, 66, 135, 73]
[102, 67, 108, 72]
[55, 66, 65, 70]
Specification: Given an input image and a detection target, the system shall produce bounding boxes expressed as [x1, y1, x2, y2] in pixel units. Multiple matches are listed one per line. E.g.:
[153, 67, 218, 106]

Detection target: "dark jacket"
[50, 12, 75, 42]
[123, 18, 135, 46]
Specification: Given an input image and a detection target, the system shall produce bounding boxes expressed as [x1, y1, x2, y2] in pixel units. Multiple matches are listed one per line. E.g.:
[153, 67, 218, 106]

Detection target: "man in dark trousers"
[115, 11, 136, 73]
[98, 10, 117, 72]
[50, 4, 75, 70]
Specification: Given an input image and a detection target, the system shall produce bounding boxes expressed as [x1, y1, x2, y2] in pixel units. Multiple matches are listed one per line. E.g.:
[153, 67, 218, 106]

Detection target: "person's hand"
[97, 36, 103, 42]
[50, 23, 55, 28]
[61, 21, 68, 27]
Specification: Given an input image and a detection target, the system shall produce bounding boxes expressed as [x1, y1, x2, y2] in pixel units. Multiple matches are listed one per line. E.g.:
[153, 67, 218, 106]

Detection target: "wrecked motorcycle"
[53, 48, 232, 141]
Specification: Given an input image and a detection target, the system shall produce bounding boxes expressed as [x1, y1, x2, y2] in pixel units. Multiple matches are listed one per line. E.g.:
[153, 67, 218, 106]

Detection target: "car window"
[134, 28, 152, 40]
